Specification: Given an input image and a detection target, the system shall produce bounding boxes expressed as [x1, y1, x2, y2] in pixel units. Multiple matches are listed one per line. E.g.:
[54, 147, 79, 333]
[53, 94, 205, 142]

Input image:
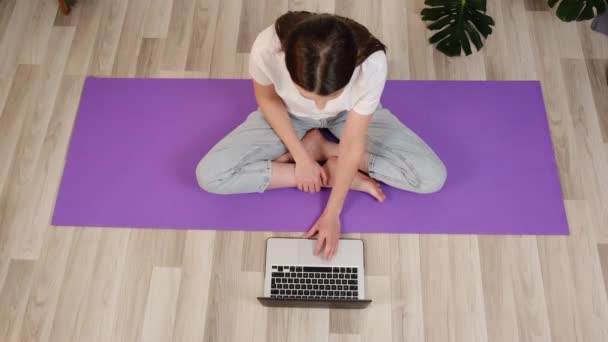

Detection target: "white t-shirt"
[249, 25, 387, 119]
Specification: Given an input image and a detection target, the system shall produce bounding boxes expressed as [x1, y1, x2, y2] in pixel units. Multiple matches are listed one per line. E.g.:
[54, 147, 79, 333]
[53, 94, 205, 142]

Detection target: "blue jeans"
[196, 106, 446, 194]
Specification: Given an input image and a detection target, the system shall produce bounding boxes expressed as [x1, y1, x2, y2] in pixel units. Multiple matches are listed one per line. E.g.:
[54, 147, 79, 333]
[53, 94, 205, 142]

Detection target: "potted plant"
[548, 0, 608, 35]
[421, 0, 496, 57]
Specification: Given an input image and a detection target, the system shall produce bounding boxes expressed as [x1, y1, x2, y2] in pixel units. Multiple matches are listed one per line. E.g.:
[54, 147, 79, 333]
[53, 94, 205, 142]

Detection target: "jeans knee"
[196, 155, 228, 194]
[381, 155, 447, 194]
[416, 158, 447, 194]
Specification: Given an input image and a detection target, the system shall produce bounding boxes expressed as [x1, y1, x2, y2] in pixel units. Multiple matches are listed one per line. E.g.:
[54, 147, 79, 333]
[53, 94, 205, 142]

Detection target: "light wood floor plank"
[449, 236, 488, 342]
[17, 229, 73, 342]
[18, 0, 57, 65]
[420, 235, 453, 342]
[434, 50, 487, 80]
[0, 0, 36, 75]
[561, 59, 608, 242]
[53, 3, 81, 27]
[527, 12, 584, 60]
[536, 236, 583, 342]
[405, 0, 436, 80]
[389, 235, 424, 342]
[233, 271, 268, 341]
[478, 236, 521, 342]
[202, 232, 245, 342]
[288, 0, 334, 12]
[172, 231, 215, 342]
[483, 0, 537, 80]
[509, 236, 552, 342]
[112, 0, 152, 77]
[161, 0, 197, 72]
[0, 65, 41, 202]
[360, 235, 391, 276]
[110, 230, 158, 342]
[236, 0, 286, 54]
[0, 73, 13, 119]
[209, 0, 243, 78]
[584, 59, 608, 143]
[0, 259, 35, 342]
[523, 0, 548, 11]
[330, 307, 361, 335]
[544, 107, 583, 201]
[561, 59, 605, 140]
[184, 0, 220, 74]
[234, 52, 250, 78]
[2, 27, 75, 260]
[564, 201, 608, 341]
[143, 0, 173, 39]
[0, 0, 17, 46]
[87, 0, 129, 76]
[71, 229, 130, 342]
[319, 0, 335, 13]
[30, 76, 85, 232]
[359, 276, 391, 341]
[273, 307, 331, 342]
[150, 230, 187, 267]
[528, 15, 585, 200]
[527, 12, 583, 111]
[136, 38, 165, 77]
[140, 267, 182, 342]
[236, 0, 263, 54]
[48, 229, 101, 342]
[63, 0, 104, 76]
[265, 307, 291, 342]
[381, 0, 410, 79]
[329, 333, 360, 342]
[241, 231, 270, 272]
[599, 244, 608, 303]
[577, 21, 608, 58]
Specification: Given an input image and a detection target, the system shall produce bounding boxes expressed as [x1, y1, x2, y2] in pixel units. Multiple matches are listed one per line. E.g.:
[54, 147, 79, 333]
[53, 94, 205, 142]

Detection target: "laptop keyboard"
[270, 265, 359, 300]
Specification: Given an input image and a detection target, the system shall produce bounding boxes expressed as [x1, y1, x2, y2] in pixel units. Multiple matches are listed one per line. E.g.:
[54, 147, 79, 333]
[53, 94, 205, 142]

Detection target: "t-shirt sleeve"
[248, 28, 274, 85]
[352, 52, 388, 115]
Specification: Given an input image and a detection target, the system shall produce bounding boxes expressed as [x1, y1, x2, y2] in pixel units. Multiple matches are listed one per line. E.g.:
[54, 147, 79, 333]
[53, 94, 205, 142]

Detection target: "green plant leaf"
[464, 21, 483, 50]
[548, 0, 607, 22]
[421, 0, 495, 57]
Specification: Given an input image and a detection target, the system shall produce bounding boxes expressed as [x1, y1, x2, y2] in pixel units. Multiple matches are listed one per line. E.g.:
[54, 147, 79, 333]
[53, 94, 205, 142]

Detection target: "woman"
[197, 12, 446, 259]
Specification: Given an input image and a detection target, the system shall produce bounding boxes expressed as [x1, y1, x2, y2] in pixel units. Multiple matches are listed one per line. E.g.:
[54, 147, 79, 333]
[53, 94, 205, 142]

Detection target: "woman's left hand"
[305, 212, 341, 260]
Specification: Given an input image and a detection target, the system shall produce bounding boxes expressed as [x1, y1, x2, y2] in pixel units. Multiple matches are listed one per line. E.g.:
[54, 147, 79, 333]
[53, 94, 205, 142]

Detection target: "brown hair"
[275, 11, 386, 96]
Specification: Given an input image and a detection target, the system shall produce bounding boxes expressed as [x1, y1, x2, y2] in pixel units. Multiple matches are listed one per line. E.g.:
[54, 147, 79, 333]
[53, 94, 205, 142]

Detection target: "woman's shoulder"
[357, 50, 387, 83]
[251, 24, 282, 56]
[360, 50, 387, 69]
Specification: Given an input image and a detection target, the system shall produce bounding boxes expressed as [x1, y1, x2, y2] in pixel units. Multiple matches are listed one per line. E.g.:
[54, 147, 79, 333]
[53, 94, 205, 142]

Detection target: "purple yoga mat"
[52, 78, 568, 235]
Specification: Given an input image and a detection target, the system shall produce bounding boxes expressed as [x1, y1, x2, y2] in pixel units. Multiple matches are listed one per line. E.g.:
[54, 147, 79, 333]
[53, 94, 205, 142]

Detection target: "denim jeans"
[196, 106, 446, 194]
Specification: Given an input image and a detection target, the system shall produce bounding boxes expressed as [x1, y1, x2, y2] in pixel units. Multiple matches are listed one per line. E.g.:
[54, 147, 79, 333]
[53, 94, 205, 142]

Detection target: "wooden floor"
[1, 0, 608, 341]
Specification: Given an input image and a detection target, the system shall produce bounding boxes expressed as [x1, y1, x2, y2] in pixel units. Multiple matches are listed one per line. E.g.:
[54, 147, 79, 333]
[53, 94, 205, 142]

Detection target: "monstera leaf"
[421, 0, 495, 57]
[548, 0, 607, 21]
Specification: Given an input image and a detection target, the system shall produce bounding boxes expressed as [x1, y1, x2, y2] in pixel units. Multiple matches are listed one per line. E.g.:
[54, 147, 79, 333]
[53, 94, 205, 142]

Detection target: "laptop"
[258, 237, 371, 309]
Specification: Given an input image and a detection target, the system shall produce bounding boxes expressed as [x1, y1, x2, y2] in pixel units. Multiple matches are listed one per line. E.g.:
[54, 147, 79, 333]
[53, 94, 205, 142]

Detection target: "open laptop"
[258, 237, 371, 308]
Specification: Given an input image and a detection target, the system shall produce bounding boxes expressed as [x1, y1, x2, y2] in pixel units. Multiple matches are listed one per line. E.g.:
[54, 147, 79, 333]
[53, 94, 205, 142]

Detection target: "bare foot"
[275, 129, 337, 162]
[323, 157, 386, 202]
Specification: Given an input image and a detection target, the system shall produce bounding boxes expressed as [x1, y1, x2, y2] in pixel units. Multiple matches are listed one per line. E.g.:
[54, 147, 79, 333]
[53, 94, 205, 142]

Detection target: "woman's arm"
[326, 112, 371, 213]
[253, 81, 308, 163]
[306, 111, 372, 259]
[253, 81, 326, 192]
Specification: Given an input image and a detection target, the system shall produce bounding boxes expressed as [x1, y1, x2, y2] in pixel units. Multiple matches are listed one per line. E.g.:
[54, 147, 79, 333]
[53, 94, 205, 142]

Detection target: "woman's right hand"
[295, 156, 327, 192]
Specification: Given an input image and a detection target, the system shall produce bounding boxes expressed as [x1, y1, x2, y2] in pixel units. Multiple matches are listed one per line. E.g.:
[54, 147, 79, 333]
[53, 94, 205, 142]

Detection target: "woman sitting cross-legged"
[196, 11, 447, 259]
